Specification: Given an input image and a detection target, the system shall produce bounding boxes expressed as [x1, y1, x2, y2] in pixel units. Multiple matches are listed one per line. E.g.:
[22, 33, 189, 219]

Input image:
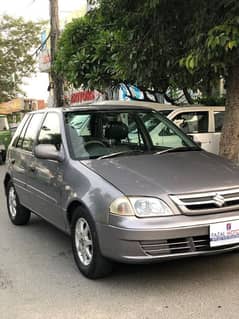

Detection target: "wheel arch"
[66, 200, 91, 227]
[4, 173, 11, 195]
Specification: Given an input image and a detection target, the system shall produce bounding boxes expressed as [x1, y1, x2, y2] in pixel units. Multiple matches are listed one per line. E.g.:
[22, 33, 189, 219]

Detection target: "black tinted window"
[214, 112, 224, 132]
[22, 114, 43, 151]
[37, 113, 61, 150]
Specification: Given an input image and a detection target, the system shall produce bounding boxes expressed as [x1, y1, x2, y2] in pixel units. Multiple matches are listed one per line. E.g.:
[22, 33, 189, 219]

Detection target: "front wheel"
[71, 207, 113, 279]
[6, 182, 31, 225]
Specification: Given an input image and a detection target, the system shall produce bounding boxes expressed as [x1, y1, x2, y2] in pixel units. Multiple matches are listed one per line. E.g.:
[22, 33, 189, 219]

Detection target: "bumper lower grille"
[140, 235, 235, 257]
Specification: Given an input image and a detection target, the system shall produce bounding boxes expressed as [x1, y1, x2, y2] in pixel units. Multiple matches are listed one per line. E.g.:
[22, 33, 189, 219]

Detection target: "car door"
[7, 114, 32, 206]
[16, 113, 45, 208]
[170, 111, 213, 152]
[26, 112, 66, 230]
[210, 110, 224, 154]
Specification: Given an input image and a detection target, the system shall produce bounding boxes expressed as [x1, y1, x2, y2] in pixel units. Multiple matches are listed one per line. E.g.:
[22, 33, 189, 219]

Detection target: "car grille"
[170, 187, 239, 215]
[140, 235, 235, 257]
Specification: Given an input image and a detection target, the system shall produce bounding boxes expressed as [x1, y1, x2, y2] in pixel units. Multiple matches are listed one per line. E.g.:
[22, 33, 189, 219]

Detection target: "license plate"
[210, 220, 239, 247]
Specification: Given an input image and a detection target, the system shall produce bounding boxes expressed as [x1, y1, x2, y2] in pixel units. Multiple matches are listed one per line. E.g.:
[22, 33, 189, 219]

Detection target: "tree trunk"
[219, 65, 239, 162]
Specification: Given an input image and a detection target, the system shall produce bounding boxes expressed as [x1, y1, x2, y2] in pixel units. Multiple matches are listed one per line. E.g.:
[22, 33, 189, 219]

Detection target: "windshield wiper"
[154, 146, 200, 155]
[98, 149, 144, 160]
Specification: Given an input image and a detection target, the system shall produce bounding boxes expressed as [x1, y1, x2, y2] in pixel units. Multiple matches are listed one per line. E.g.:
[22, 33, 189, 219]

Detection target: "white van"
[95, 101, 225, 154]
[151, 105, 225, 154]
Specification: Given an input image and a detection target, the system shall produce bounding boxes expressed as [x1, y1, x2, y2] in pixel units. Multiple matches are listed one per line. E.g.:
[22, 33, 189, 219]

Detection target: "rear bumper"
[96, 211, 239, 263]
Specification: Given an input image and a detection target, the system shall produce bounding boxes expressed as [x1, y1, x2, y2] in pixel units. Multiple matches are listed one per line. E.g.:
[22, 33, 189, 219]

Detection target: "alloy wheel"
[8, 186, 17, 218]
[75, 217, 93, 266]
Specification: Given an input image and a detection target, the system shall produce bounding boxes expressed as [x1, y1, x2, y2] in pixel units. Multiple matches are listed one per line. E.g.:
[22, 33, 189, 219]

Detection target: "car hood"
[82, 151, 239, 196]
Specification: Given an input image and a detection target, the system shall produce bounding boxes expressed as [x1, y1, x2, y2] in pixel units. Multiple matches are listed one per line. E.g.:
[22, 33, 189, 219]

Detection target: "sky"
[0, 0, 86, 101]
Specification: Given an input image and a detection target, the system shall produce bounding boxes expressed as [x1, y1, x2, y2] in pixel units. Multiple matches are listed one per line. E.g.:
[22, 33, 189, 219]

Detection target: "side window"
[214, 111, 224, 132]
[13, 114, 31, 147]
[37, 113, 61, 150]
[173, 112, 209, 134]
[22, 113, 44, 151]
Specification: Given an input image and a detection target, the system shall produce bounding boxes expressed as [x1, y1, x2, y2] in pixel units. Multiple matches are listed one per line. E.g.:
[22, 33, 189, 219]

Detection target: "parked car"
[99, 101, 225, 154]
[0, 115, 12, 164]
[4, 103, 239, 279]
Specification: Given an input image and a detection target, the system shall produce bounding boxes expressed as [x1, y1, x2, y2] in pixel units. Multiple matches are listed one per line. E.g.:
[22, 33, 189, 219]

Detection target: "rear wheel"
[71, 207, 113, 279]
[6, 181, 31, 225]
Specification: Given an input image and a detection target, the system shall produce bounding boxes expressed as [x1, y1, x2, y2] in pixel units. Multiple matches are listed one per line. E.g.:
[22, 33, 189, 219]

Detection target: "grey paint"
[83, 151, 239, 195]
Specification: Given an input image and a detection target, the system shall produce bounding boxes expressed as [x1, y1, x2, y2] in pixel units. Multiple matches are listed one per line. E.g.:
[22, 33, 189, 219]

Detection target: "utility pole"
[49, 0, 64, 107]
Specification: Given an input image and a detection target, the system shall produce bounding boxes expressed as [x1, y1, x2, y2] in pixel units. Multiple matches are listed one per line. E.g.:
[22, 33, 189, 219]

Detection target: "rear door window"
[21, 113, 44, 151]
[12, 114, 31, 147]
[173, 111, 209, 134]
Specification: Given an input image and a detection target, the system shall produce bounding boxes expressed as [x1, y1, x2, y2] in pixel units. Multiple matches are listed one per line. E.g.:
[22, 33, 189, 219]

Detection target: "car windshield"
[0, 117, 9, 131]
[64, 109, 199, 160]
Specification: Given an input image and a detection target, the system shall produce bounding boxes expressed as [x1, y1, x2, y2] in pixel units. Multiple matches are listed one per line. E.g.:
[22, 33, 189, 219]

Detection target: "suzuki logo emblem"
[213, 193, 225, 207]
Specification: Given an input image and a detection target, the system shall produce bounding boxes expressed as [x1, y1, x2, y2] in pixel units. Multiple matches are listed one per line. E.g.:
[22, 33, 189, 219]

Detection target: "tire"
[71, 207, 113, 279]
[6, 181, 31, 225]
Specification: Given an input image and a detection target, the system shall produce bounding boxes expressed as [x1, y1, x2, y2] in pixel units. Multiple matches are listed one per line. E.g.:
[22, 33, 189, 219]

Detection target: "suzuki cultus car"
[4, 102, 239, 279]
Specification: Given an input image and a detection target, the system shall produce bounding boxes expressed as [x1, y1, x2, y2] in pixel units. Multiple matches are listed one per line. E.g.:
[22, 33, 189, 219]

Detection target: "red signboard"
[70, 91, 98, 104]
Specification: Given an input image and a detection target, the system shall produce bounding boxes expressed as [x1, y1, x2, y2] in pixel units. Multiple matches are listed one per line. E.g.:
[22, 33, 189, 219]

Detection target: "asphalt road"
[1, 165, 239, 319]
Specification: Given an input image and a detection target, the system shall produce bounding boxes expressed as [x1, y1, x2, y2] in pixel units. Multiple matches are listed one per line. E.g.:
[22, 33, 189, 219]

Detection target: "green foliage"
[197, 95, 226, 106]
[56, 0, 239, 104]
[0, 15, 44, 102]
[55, 14, 117, 92]
[56, 0, 201, 102]
[180, 1, 239, 83]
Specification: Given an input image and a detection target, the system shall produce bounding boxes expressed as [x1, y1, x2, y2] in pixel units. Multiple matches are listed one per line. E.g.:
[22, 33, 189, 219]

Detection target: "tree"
[179, 0, 239, 161]
[0, 15, 44, 102]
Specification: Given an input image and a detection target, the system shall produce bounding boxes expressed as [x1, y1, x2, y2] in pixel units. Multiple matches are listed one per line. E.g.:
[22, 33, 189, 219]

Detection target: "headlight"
[110, 196, 173, 217]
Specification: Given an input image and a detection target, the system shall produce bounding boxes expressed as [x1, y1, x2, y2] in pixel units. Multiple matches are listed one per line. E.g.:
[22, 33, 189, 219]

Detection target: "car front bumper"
[96, 211, 239, 263]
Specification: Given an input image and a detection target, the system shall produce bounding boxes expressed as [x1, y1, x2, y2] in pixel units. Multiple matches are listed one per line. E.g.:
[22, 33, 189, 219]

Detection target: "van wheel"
[6, 181, 31, 225]
[71, 207, 113, 279]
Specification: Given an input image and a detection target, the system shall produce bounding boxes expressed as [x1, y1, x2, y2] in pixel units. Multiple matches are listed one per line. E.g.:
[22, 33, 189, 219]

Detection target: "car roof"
[28, 100, 225, 115]
[29, 101, 163, 114]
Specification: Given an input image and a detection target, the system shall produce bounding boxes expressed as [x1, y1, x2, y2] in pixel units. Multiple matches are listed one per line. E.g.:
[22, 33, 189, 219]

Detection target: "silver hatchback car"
[4, 103, 239, 279]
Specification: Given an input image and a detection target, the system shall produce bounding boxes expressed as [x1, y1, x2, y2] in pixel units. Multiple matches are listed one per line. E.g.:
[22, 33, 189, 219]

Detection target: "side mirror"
[34, 144, 64, 162]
